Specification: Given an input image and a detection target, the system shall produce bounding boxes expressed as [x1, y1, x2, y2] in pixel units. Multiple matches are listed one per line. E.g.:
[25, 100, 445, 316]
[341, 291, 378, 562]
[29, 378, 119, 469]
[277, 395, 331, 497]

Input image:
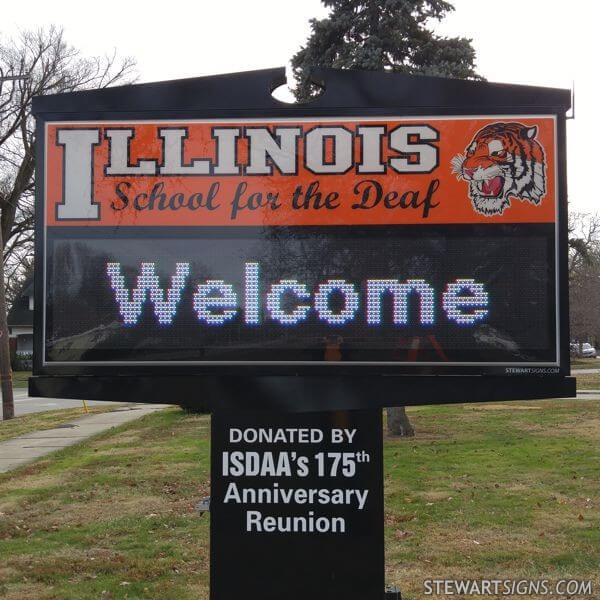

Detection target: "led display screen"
[44, 225, 556, 364]
[40, 116, 561, 370]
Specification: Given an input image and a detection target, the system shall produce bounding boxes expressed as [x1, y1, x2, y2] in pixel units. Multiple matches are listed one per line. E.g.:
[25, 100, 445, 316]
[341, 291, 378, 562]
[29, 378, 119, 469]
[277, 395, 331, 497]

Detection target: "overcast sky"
[1, 0, 596, 212]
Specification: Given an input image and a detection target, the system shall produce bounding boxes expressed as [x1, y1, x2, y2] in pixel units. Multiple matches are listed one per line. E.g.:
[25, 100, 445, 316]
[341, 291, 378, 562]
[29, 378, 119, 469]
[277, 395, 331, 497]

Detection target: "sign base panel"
[29, 375, 577, 408]
[210, 409, 384, 600]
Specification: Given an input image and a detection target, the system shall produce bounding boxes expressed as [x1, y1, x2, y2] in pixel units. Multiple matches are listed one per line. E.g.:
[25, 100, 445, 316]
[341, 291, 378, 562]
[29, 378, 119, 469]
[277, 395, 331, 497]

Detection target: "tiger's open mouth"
[474, 175, 504, 197]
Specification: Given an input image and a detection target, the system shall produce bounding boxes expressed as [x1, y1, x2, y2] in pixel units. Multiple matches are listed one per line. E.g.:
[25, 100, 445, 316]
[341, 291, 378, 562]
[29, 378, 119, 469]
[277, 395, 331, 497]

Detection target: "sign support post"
[210, 408, 384, 600]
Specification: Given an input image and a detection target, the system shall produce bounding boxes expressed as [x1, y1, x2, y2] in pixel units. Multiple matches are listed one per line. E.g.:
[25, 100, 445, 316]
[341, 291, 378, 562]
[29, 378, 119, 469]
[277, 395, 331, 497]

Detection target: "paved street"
[1, 388, 122, 419]
[574, 389, 600, 399]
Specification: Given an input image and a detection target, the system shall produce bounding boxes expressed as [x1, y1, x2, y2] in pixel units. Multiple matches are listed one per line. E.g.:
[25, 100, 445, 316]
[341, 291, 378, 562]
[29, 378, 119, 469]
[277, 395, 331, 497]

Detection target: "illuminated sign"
[104, 261, 487, 328]
[40, 115, 560, 370]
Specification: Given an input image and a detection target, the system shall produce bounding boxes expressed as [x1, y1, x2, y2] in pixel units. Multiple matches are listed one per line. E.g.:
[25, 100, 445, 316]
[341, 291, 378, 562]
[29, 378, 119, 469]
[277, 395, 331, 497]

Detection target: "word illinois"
[106, 262, 489, 327]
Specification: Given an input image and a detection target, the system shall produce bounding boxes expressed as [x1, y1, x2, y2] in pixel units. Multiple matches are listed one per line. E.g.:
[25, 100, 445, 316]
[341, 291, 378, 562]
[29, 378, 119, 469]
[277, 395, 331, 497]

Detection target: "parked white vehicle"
[570, 342, 597, 358]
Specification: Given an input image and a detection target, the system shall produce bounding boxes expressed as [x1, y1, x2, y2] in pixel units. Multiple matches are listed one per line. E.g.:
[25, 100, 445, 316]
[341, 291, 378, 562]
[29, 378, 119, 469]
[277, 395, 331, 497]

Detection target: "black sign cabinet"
[31, 67, 575, 599]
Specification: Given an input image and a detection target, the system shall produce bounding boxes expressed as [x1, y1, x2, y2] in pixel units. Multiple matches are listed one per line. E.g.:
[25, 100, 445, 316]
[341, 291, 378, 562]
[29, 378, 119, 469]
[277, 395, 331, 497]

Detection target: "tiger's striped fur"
[452, 122, 546, 216]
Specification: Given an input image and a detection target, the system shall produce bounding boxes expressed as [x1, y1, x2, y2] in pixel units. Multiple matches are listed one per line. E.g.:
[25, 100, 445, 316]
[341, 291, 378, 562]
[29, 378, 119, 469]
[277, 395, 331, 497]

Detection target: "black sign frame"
[30, 67, 575, 406]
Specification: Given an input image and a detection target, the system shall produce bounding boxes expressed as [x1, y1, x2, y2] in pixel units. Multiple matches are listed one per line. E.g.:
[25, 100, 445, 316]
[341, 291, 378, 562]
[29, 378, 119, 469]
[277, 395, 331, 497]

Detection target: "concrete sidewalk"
[0, 404, 169, 473]
[4, 388, 124, 419]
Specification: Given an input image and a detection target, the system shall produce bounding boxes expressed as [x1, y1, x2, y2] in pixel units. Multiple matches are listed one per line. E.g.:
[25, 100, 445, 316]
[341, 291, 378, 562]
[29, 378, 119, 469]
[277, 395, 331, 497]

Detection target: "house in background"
[7, 278, 34, 362]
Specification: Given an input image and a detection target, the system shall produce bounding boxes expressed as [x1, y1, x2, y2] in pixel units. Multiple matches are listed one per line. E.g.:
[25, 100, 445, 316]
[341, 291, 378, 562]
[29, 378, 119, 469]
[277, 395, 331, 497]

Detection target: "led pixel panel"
[44, 225, 556, 364]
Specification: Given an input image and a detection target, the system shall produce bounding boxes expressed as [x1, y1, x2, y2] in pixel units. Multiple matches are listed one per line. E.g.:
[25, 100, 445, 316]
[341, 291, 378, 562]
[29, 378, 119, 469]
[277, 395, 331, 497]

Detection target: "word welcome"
[106, 261, 489, 327]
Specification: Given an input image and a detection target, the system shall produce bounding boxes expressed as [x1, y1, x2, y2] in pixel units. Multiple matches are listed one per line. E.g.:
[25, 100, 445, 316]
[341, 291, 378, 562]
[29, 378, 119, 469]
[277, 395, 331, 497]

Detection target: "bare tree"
[568, 211, 600, 276]
[570, 259, 600, 347]
[0, 27, 136, 419]
[386, 405, 415, 437]
[568, 212, 600, 349]
[5, 254, 33, 307]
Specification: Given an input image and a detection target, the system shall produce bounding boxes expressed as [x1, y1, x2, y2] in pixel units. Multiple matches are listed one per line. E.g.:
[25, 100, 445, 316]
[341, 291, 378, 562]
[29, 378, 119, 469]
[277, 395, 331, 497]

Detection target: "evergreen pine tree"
[292, 0, 482, 102]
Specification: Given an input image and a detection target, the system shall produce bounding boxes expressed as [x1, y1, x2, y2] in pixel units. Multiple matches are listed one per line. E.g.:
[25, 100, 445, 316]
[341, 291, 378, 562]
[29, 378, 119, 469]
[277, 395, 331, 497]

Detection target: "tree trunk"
[386, 406, 414, 437]
[0, 224, 14, 420]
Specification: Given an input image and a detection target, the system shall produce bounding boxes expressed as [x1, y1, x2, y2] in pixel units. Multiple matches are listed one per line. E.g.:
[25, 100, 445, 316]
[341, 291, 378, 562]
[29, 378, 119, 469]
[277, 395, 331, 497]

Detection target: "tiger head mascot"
[451, 122, 546, 216]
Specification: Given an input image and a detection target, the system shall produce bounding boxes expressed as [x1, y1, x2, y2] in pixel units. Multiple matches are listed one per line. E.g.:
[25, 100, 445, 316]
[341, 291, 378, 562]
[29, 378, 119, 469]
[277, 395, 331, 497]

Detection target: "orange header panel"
[45, 117, 557, 227]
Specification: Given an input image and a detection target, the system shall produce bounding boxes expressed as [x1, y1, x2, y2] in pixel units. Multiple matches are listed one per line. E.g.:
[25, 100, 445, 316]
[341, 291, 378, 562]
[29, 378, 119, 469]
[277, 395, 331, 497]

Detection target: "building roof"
[7, 278, 33, 327]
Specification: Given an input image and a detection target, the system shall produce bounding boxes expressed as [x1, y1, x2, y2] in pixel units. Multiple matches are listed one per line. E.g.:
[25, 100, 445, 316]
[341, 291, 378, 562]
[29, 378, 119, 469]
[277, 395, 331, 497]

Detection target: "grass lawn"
[0, 401, 598, 600]
[572, 372, 600, 390]
[571, 358, 600, 369]
[11, 371, 31, 389]
[0, 406, 120, 443]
